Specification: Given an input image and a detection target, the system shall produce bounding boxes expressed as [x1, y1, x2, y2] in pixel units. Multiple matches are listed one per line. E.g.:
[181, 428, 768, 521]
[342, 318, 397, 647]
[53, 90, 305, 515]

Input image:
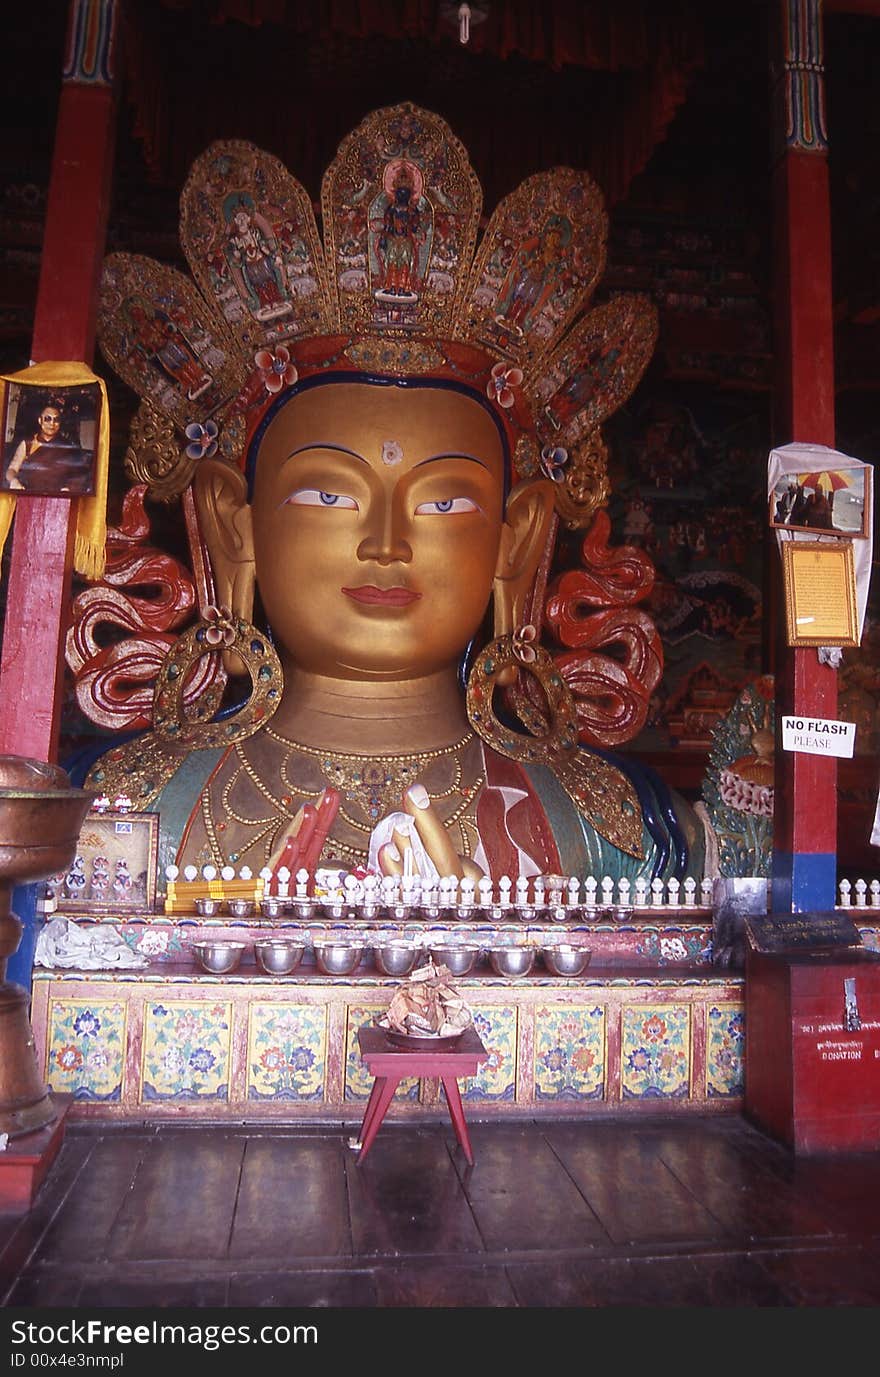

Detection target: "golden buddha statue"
[79, 105, 706, 889]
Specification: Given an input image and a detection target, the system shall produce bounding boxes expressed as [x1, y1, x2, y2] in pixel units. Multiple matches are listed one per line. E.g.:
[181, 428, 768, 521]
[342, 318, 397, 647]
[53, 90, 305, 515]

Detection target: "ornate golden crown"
[78, 103, 662, 766]
[98, 102, 657, 529]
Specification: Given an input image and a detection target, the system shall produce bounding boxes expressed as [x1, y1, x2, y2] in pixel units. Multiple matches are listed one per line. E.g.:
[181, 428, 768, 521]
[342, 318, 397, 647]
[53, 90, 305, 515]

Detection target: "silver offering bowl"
[372, 940, 420, 977]
[194, 897, 221, 917]
[254, 938, 306, 975]
[260, 897, 286, 919]
[314, 940, 364, 975]
[488, 946, 536, 977]
[288, 896, 317, 920]
[428, 944, 482, 976]
[566, 905, 594, 923]
[226, 898, 255, 919]
[321, 899, 358, 921]
[0, 755, 92, 1137]
[541, 945, 593, 976]
[192, 939, 247, 974]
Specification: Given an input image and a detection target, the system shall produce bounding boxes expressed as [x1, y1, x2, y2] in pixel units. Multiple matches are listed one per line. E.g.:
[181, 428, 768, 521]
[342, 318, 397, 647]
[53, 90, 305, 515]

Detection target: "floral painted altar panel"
[533, 1004, 606, 1101]
[247, 1002, 327, 1101]
[621, 1004, 692, 1099]
[706, 1002, 746, 1098]
[45, 998, 126, 1102]
[141, 999, 232, 1101]
[463, 1004, 518, 1102]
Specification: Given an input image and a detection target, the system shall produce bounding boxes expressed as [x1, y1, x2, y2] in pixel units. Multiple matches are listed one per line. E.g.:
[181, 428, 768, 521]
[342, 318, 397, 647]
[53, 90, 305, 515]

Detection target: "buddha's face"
[250, 382, 508, 680]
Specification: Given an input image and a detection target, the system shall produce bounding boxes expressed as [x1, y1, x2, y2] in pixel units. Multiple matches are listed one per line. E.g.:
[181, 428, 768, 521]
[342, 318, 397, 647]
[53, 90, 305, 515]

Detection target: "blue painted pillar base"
[6, 883, 39, 992]
[771, 851, 837, 914]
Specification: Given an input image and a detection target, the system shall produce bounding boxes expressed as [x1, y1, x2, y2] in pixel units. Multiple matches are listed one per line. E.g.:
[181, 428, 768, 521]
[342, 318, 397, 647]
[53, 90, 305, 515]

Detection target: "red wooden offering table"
[746, 949, 880, 1153]
[355, 1025, 488, 1164]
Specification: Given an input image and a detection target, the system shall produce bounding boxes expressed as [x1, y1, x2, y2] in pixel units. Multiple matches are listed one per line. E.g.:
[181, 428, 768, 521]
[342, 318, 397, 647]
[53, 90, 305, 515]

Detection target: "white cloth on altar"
[34, 917, 148, 969]
[367, 811, 440, 882]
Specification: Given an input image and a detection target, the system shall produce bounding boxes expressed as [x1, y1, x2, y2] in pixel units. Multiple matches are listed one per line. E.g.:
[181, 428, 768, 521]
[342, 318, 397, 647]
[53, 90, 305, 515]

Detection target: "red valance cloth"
[154, 0, 701, 70]
[121, 0, 704, 208]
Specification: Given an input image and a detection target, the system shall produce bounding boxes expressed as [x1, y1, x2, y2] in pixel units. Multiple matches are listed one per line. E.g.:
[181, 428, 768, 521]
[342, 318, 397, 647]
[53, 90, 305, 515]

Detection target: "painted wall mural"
[604, 383, 769, 755]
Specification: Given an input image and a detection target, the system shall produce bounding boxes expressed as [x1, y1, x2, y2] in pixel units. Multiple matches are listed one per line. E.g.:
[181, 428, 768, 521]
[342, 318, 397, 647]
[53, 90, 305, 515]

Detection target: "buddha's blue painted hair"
[245, 371, 513, 503]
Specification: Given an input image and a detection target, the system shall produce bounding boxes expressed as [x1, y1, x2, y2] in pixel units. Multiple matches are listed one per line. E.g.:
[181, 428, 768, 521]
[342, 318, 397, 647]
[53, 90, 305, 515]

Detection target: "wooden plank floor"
[2, 1114, 879, 1308]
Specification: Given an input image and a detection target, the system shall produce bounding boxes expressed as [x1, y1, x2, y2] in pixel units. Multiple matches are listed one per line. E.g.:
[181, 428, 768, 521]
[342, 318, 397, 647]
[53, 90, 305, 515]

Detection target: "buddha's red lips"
[342, 585, 421, 606]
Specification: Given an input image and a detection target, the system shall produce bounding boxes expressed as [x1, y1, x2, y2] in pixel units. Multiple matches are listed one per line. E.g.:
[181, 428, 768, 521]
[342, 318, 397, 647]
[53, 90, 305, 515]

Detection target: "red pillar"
[770, 0, 838, 912]
[0, 1, 119, 763]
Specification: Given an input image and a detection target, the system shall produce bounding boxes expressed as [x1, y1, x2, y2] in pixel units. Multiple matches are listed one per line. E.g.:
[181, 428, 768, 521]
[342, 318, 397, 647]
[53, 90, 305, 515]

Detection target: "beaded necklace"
[200, 727, 484, 868]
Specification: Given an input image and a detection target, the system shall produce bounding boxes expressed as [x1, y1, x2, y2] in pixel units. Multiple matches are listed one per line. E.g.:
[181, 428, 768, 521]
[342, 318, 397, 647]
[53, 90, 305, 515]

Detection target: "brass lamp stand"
[0, 755, 91, 1138]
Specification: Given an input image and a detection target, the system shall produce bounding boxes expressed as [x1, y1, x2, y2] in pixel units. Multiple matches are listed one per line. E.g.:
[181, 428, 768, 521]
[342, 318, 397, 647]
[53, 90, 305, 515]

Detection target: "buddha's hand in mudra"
[370, 783, 484, 883]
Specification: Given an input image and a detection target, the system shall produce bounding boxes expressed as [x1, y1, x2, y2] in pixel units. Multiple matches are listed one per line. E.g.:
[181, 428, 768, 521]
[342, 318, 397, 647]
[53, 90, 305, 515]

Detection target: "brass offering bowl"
[372, 940, 420, 977]
[192, 939, 247, 974]
[428, 944, 482, 976]
[488, 946, 535, 977]
[314, 939, 364, 975]
[541, 945, 593, 976]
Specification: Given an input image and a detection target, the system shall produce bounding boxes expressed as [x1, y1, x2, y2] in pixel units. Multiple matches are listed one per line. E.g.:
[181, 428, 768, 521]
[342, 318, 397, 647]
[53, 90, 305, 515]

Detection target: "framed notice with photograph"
[0, 378, 102, 496]
[49, 812, 159, 913]
[781, 541, 860, 648]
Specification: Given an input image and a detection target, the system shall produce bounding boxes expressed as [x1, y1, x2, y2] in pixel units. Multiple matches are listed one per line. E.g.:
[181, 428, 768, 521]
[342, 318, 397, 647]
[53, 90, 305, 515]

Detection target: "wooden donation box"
[745, 912, 880, 1152]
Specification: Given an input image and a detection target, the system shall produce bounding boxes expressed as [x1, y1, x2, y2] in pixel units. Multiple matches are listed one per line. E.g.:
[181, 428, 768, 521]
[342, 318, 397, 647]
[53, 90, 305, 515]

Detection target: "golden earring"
[466, 629, 578, 764]
[466, 630, 645, 859]
[153, 606, 282, 748]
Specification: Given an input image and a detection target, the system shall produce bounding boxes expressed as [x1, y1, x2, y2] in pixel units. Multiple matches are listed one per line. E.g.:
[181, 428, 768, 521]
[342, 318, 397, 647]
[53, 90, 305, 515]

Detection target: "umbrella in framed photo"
[798, 469, 853, 493]
[769, 465, 869, 539]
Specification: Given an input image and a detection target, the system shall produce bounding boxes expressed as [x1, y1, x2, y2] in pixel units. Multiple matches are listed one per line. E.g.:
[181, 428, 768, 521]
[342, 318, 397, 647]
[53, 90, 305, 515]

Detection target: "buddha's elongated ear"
[492, 477, 556, 639]
[192, 458, 256, 624]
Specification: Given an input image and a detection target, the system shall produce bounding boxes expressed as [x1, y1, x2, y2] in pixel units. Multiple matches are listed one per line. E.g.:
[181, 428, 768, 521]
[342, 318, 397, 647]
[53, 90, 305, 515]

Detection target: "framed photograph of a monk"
[0, 379, 102, 496]
[769, 464, 871, 539]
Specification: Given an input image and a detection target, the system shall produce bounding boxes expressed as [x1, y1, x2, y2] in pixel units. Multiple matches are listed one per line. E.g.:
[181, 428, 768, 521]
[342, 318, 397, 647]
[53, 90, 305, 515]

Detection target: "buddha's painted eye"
[414, 497, 479, 515]
[286, 489, 359, 509]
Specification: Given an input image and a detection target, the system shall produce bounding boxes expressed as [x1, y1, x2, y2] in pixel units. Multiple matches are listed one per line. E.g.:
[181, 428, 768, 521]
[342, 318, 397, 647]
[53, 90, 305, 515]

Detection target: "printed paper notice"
[781, 541, 859, 647]
[781, 714, 857, 758]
